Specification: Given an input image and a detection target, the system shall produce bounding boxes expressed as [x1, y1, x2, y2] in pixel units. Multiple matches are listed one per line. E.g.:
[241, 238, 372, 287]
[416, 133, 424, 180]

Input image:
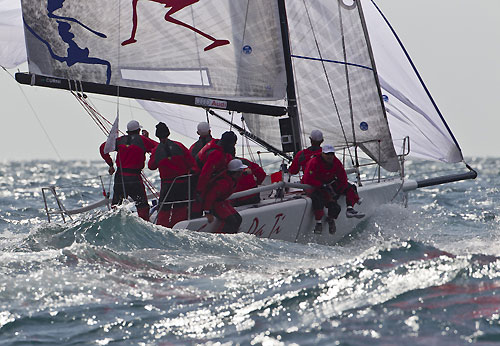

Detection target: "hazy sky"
[0, 0, 498, 161]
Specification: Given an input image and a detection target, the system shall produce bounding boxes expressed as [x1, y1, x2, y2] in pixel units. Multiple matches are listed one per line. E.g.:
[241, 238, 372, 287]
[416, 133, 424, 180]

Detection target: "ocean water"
[0, 158, 498, 345]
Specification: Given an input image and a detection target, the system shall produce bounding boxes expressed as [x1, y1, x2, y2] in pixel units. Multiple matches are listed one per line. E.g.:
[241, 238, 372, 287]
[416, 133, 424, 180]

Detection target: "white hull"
[173, 178, 403, 245]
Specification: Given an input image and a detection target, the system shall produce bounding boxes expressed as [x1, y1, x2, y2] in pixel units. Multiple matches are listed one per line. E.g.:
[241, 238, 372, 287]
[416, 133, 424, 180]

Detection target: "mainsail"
[20, 0, 286, 100]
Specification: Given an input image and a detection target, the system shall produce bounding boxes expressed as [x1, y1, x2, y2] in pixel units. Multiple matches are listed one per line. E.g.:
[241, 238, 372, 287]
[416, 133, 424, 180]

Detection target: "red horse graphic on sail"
[122, 0, 230, 51]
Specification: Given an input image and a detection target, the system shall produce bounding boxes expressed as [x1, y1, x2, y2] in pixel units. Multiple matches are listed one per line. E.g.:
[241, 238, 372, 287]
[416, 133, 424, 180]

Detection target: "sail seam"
[291, 55, 373, 71]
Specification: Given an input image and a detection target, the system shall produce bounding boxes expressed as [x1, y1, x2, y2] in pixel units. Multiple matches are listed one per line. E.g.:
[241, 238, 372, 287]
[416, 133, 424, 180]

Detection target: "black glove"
[280, 163, 288, 174]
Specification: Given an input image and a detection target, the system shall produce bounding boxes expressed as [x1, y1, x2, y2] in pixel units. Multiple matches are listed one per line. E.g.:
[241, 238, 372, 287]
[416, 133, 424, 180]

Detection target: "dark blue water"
[0, 158, 498, 345]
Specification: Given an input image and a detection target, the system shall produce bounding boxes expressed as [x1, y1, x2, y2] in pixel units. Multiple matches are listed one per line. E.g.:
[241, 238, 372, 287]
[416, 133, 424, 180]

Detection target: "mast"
[277, 0, 302, 154]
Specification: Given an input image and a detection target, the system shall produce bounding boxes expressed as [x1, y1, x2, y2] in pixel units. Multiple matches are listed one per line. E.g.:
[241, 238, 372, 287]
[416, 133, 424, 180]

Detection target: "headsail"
[244, 0, 401, 172]
[20, 0, 286, 101]
[361, 0, 463, 163]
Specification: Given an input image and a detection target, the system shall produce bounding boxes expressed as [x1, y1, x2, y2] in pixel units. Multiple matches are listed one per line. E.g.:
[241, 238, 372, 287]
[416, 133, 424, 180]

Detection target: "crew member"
[100, 120, 158, 221]
[203, 159, 247, 234]
[289, 129, 324, 176]
[302, 144, 364, 235]
[232, 157, 266, 206]
[196, 131, 237, 198]
[189, 122, 212, 158]
[148, 122, 198, 227]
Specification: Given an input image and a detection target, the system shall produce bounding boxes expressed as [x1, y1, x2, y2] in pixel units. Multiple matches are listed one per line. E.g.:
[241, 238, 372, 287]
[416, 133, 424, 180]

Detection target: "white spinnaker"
[0, 0, 26, 69]
[20, 0, 286, 100]
[361, 0, 463, 162]
[245, 0, 400, 172]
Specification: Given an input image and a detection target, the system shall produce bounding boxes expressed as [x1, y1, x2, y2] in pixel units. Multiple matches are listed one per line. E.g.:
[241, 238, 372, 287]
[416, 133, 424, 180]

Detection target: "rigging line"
[79, 98, 118, 133]
[290, 48, 307, 147]
[240, 117, 256, 163]
[72, 92, 114, 139]
[1, 66, 15, 78]
[338, 1, 358, 169]
[116, 4, 127, 201]
[233, 0, 252, 96]
[291, 55, 372, 71]
[301, 0, 355, 163]
[12, 75, 63, 160]
[72, 92, 108, 135]
[189, 7, 203, 87]
[241, 116, 245, 158]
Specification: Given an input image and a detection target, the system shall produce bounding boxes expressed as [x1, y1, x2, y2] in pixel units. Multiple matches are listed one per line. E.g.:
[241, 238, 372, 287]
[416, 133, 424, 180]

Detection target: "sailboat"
[3, 0, 476, 245]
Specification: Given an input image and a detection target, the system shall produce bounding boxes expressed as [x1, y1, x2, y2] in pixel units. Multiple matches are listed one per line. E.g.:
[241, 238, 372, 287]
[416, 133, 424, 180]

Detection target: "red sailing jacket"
[202, 172, 236, 211]
[100, 134, 158, 176]
[234, 157, 266, 193]
[189, 135, 212, 159]
[148, 139, 197, 182]
[302, 155, 349, 192]
[196, 139, 233, 194]
[288, 146, 322, 175]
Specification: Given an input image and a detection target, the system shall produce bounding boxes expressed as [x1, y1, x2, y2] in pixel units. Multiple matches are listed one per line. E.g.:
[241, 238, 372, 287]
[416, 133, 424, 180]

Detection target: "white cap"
[310, 129, 323, 141]
[322, 144, 336, 153]
[227, 159, 248, 172]
[197, 122, 211, 135]
[127, 120, 142, 132]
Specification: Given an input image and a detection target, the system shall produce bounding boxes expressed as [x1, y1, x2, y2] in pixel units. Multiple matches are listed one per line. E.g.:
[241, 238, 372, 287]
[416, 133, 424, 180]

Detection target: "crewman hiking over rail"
[202, 159, 247, 234]
[302, 144, 364, 235]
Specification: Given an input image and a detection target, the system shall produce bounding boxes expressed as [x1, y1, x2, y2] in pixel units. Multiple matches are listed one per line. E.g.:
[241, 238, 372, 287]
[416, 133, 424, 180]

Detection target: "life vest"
[154, 140, 186, 164]
[116, 134, 146, 153]
[196, 138, 221, 168]
[190, 135, 212, 159]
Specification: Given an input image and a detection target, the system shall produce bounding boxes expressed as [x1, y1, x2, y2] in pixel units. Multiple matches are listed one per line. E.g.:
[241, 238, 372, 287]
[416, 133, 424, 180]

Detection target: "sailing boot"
[346, 207, 365, 219]
[313, 222, 322, 234]
[327, 217, 336, 234]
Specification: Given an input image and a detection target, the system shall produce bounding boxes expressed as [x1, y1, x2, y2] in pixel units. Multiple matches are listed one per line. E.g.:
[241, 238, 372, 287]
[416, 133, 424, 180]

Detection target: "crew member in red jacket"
[196, 131, 237, 198]
[289, 129, 324, 176]
[189, 122, 212, 158]
[203, 159, 247, 234]
[302, 144, 364, 235]
[232, 157, 266, 206]
[148, 122, 198, 227]
[100, 120, 158, 221]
